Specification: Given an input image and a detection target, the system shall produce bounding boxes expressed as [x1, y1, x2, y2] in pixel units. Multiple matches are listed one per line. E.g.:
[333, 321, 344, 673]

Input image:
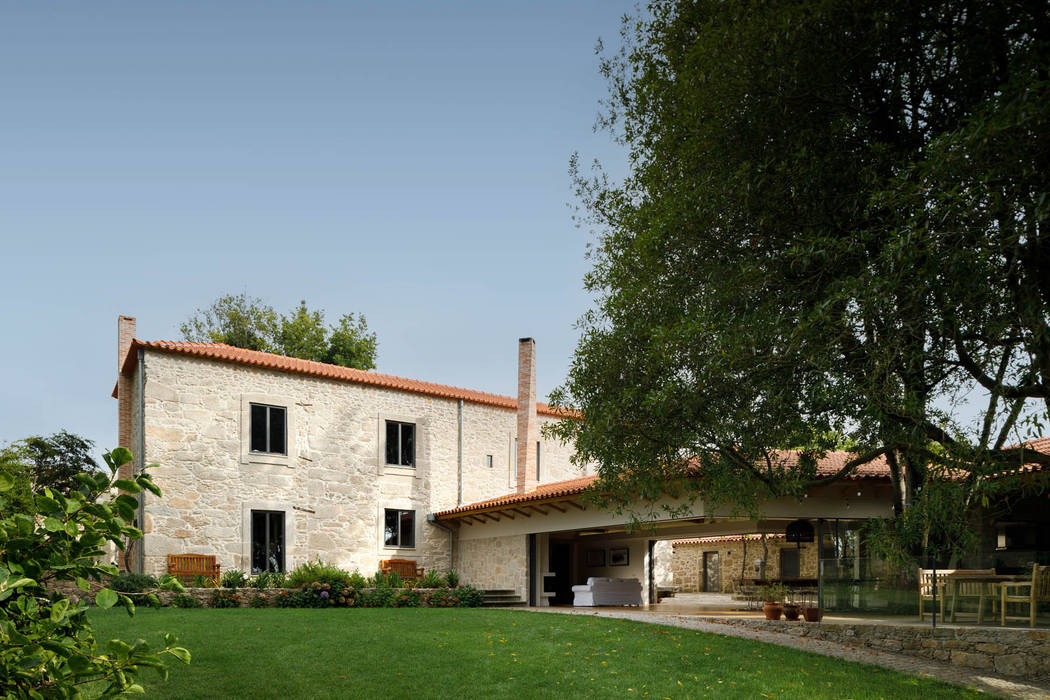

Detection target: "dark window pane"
[386, 422, 399, 465]
[536, 441, 541, 480]
[268, 512, 285, 572]
[401, 424, 414, 466]
[250, 404, 267, 452]
[269, 407, 286, 455]
[384, 509, 399, 546]
[251, 511, 266, 572]
[400, 511, 414, 548]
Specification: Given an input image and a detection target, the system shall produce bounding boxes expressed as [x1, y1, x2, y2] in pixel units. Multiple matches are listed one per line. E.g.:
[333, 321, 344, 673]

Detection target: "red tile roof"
[119, 340, 572, 417]
[433, 476, 599, 517]
[435, 450, 896, 518]
[673, 534, 786, 546]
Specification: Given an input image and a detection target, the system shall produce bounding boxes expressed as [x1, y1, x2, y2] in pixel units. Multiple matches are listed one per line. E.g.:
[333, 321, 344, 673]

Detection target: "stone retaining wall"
[708, 617, 1050, 681]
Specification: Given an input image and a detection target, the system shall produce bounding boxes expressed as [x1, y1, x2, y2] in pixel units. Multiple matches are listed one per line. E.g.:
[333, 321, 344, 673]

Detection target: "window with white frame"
[383, 509, 415, 548]
[250, 404, 287, 455]
[385, 421, 415, 467]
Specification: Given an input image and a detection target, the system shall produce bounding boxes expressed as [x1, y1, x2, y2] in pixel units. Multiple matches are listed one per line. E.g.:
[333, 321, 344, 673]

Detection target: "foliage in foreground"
[89, 608, 982, 700]
[553, 0, 1050, 563]
[0, 448, 189, 698]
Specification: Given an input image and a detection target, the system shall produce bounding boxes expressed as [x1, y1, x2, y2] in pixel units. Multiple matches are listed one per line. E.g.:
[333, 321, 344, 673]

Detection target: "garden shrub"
[192, 574, 217, 588]
[220, 569, 248, 589]
[419, 570, 444, 588]
[445, 569, 460, 588]
[210, 590, 241, 608]
[108, 571, 159, 593]
[249, 593, 271, 608]
[456, 584, 484, 607]
[393, 589, 423, 607]
[359, 588, 397, 608]
[0, 447, 189, 697]
[251, 570, 286, 589]
[427, 585, 482, 608]
[286, 559, 350, 588]
[347, 570, 367, 589]
[171, 594, 202, 609]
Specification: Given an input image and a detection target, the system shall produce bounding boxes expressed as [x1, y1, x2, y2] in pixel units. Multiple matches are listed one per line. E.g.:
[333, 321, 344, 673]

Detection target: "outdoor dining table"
[944, 573, 1027, 624]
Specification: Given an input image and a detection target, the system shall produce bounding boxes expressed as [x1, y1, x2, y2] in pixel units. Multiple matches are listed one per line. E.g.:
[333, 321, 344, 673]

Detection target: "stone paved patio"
[521, 605, 1050, 700]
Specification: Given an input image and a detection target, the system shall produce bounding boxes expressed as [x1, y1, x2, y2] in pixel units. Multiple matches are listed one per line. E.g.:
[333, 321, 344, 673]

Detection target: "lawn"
[89, 608, 984, 699]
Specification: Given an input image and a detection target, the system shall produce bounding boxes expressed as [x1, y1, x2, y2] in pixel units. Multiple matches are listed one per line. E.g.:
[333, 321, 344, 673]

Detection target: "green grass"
[89, 608, 985, 699]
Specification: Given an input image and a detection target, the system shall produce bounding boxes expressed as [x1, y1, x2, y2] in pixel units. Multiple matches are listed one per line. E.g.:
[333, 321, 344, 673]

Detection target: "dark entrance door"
[780, 548, 801, 579]
[703, 552, 720, 592]
[251, 510, 285, 573]
[548, 542, 573, 604]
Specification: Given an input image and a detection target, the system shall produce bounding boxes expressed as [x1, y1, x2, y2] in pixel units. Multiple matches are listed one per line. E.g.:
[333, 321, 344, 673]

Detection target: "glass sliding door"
[251, 510, 285, 574]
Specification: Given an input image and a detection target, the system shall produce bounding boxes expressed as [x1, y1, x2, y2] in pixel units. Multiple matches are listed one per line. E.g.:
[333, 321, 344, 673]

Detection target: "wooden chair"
[918, 568, 956, 622]
[1001, 564, 1050, 627]
[947, 569, 996, 623]
[167, 553, 221, 586]
[380, 558, 423, 580]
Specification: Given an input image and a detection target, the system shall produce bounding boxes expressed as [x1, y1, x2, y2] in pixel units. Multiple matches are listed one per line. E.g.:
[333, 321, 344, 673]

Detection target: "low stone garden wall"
[711, 617, 1050, 681]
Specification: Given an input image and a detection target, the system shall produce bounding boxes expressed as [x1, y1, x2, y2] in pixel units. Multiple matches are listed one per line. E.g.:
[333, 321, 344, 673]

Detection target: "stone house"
[113, 316, 588, 591]
[671, 534, 818, 593]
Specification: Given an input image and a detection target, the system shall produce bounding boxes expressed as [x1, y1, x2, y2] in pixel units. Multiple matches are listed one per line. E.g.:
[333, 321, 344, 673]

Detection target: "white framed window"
[383, 509, 415, 548]
[385, 421, 415, 467]
[250, 403, 287, 455]
[240, 394, 296, 467]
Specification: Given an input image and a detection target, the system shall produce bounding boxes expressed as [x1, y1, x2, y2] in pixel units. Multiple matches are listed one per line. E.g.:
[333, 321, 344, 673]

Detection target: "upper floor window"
[486, 454, 493, 469]
[536, 441, 541, 480]
[384, 508, 415, 548]
[385, 421, 415, 467]
[250, 404, 287, 455]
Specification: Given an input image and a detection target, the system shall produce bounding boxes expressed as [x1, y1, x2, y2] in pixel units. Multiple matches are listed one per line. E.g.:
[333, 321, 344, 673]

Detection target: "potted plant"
[759, 582, 788, 620]
[782, 597, 801, 621]
[802, 604, 821, 622]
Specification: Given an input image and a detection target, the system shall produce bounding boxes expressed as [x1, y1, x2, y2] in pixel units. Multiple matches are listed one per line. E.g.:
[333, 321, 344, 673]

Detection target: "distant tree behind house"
[180, 293, 378, 369]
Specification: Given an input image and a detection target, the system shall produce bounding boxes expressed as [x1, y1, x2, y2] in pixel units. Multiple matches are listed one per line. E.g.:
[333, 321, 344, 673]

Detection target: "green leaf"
[167, 646, 191, 665]
[113, 479, 141, 494]
[109, 447, 134, 470]
[95, 588, 118, 609]
[50, 598, 70, 623]
[43, 517, 64, 532]
[0, 471, 13, 492]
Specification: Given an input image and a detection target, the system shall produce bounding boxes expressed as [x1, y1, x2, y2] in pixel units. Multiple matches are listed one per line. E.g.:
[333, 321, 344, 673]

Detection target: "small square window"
[385, 421, 415, 467]
[384, 509, 415, 548]
[250, 404, 287, 455]
[486, 454, 493, 469]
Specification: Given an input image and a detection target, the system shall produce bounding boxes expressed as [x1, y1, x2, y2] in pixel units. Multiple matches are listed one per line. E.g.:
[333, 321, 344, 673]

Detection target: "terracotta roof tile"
[435, 449, 896, 518]
[433, 476, 598, 517]
[673, 534, 786, 545]
[121, 340, 572, 417]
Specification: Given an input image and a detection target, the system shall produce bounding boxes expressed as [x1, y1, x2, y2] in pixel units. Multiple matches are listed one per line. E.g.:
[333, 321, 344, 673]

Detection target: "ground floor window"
[251, 510, 285, 573]
[384, 509, 415, 548]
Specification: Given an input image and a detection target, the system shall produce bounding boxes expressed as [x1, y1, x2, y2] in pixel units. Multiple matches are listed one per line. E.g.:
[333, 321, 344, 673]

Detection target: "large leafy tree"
[551, 0, 1050, 558]
[181, 294, 378, 370]
[1, 431, 99, 496]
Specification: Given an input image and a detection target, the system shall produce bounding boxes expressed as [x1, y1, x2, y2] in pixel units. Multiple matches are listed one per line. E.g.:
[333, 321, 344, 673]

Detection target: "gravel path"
[517, 606, 1050, 700]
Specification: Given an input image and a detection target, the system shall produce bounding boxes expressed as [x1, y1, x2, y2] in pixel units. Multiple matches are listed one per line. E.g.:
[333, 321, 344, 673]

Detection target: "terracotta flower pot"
[762, 603, 782, 620]
[802, 606, 821, 622]
[782, 603, 800, 621]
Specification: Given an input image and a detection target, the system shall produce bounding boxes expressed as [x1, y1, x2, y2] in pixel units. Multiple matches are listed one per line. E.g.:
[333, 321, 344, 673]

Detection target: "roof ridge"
[121, 339, 575, 417]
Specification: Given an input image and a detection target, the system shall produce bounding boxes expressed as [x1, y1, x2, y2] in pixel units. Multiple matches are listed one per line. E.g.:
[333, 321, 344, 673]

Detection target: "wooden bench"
[381, 559, 423, 580]
[168, 553, 221, 586]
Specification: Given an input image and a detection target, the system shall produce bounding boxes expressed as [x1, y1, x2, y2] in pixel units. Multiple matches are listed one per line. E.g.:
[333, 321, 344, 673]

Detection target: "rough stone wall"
[710, 617, 1050, 681]
[457, 534, 527, 597]
[672, 539, 818, 593]
[136, 351, 581, 580]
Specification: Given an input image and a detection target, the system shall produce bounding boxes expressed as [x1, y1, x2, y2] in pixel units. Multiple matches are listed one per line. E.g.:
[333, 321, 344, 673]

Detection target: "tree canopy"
[180, 294, 378, 370]
[0, 430, 99, 497]
[551, 0, 1050, 559]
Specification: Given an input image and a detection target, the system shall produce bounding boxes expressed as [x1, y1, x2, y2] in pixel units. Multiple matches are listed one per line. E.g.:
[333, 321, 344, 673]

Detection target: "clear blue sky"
[0, 1, 636, 459]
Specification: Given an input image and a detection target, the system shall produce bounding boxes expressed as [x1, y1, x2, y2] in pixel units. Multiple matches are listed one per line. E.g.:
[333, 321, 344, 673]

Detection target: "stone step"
[482, 589, 516, 595]
[483, 599, 525, 607]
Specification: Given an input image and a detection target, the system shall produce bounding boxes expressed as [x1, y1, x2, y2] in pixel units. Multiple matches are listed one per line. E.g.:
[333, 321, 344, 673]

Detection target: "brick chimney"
[515, 337, 538, 494]
[117, 316, 136, 479]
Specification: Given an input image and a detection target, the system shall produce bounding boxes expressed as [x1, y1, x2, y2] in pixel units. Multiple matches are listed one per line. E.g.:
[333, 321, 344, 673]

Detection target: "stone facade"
[672, 537, 818, 593]
[456, 534, 528, 598]
[132, 348, 584, 582]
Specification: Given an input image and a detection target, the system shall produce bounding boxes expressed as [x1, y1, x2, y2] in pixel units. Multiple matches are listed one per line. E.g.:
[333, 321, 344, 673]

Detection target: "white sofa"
[571, 577, 643, 607]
